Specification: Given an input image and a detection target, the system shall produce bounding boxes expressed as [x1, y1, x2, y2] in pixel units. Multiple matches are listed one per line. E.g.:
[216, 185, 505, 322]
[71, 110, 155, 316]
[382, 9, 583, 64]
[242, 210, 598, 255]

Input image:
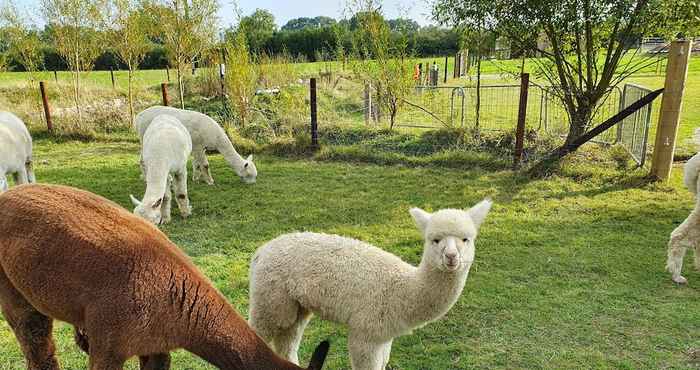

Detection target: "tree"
[281, 16, 336, 31]
[350, 0, 414, 129]
[434, 0, 699, 168]
[150, 0, 218, 109]
[224, 30, 256, 127]
[42, 0, 108, 122]
[106, 0, 152, 125]
[239, 9, 276, 54]
[1, 1, 44, 78]
[387, 18, 420, 33]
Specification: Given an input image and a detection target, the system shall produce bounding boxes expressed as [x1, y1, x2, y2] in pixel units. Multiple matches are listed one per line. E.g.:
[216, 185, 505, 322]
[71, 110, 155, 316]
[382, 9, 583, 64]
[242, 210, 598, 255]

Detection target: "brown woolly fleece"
[0, 184, 328, 370]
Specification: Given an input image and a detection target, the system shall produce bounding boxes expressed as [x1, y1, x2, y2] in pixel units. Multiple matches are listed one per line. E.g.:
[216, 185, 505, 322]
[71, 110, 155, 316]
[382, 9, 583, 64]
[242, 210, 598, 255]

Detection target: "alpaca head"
[410, 199, 492, 272]
[130, 194, 163, 225]
[237, 154, 257, 184]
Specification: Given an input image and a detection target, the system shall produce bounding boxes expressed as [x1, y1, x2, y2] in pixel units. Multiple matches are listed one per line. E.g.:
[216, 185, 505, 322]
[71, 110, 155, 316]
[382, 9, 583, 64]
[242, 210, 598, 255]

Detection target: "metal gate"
[395, 86, 466, 129]
[617, 84, 654, 167]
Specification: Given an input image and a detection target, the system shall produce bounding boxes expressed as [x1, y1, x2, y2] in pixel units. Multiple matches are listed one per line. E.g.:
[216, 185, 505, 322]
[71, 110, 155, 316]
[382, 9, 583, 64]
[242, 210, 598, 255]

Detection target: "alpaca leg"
[348, 333, 388, 370]
[25, 158, 35, 183]
[0, 173, 7, 192]
[192, 147, 213, 185]
[694, 242, 700, 271]
[270, 308, 312, 365]
[160, 177, 173, 224]
[249, 295, 305, 362]
[139, 153, 147, 180]
[380, 340, 393, 369]
[173, 169, 191, 218]
[0, 268, 60, 370]
[667, 227, 690, 284]
[88, 353, 126, 370]
[139, 353, 171, 370]
[13, 168, 29, 185]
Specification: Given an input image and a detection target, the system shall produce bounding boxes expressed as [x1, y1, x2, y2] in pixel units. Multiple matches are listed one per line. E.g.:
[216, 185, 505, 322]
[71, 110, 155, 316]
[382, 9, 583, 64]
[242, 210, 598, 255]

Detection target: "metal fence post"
[161, 83, 170, 106]
[110, 68, 116, 89]
[444, 56, 448, 84]
[364, 83, 372, 125]
[514, 73, 530, 168]
[310, 78, 318, 148]
[39, 81, 53, 133]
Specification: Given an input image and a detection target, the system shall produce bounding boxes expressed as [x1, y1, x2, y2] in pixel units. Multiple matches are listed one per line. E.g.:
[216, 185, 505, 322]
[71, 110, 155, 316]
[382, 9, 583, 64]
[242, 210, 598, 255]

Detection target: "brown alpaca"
[0, 184, 329, 370]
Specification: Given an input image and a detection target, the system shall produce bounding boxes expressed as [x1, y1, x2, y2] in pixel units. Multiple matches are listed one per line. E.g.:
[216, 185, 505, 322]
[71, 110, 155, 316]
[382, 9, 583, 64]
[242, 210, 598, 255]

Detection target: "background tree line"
[0, 8, 462, 72]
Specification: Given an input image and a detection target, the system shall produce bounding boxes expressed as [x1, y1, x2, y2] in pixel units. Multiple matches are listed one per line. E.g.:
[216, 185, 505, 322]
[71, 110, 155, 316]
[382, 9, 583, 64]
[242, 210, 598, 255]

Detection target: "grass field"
[0, 135, 698, 369]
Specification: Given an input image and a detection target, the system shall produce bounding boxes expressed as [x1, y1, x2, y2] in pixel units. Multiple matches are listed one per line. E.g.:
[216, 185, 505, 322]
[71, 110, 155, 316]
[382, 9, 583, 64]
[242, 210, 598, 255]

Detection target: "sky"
[13, 0, 437, 28]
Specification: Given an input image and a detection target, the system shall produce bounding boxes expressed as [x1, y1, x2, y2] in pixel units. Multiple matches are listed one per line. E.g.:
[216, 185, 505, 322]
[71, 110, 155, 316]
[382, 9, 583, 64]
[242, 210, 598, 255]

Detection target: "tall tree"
[239, 9, 276, 54]
[42, 0, 108, 122]
[151, 0, 218, 108]
[107, 0, 152, 125]
[1, 1, 44, 78]
[434, 0, 699, 167]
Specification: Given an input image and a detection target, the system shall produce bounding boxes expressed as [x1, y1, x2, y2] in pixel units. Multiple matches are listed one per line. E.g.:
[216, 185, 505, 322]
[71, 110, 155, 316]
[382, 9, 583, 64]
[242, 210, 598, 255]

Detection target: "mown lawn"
[0, 135, 698, 369]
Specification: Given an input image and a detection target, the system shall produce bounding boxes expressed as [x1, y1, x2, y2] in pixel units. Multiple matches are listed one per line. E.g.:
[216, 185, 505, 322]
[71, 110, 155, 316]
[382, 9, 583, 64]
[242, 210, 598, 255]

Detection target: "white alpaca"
[666, 129, 700, 284]
[135, 106, 257, 185]
[249, 200, 492, 370]
[0, 111, 35, 193]
[130, 114, 192, 225]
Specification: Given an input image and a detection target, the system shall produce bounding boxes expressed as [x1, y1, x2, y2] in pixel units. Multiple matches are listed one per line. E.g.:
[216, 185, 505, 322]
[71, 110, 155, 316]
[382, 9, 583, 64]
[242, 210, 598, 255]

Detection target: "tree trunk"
[564, 108, 591, 146]
[177, 60, 185, 109]
[128, 67, 135, 127]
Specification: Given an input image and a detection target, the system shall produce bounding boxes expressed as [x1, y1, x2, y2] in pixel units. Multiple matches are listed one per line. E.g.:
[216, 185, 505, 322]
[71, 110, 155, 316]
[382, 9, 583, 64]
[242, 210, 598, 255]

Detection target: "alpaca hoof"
[672, 275, 688, 284]
[206, 180, 214, 186]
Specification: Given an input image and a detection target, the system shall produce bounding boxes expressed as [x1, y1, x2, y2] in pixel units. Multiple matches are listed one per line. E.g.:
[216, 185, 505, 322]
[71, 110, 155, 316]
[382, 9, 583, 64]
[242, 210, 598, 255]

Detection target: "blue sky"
[13, 0, 436, 28]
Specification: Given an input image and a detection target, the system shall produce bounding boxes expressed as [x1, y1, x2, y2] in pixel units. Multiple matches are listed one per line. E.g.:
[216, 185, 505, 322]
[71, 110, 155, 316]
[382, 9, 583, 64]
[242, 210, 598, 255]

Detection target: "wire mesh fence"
[617, 84, 654, 167]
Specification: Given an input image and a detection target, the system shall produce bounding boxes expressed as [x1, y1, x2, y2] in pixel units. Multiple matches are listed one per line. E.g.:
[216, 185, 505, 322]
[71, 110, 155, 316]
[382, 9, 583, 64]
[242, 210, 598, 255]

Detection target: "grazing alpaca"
[0, 111, 35, 192]
[666, 129, 700, 284]
[131, 114, 192, 225]
[249, 200, 492, 369]
[0, 184, 329, 370]
[135, 106, 257, 185]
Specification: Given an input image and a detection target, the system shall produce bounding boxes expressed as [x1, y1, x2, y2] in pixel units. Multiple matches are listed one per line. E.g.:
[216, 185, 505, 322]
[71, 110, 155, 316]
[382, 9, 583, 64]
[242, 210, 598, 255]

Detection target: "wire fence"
[617, 84, 654, 167]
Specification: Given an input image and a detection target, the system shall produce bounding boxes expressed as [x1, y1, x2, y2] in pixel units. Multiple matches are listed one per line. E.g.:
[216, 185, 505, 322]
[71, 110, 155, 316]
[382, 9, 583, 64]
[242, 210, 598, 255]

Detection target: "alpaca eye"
[432, 239, 440, 244]
[462, 238, 469, 243]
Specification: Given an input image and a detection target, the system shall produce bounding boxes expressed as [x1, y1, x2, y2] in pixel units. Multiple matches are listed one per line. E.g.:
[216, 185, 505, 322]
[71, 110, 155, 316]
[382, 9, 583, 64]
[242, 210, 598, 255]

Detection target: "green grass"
[0, 135, 698, 369]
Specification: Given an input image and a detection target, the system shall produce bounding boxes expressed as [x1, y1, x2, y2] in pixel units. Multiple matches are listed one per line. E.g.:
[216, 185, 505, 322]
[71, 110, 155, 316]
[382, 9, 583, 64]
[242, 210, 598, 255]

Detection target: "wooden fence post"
[310, 78, 318, 149]
[166, 67, 170, 82]
[161, 83, 170, 106]
[650, 40, 692, 181]
[514, 73, 530, 168]
[39, 81, 53, 133]
[444, 56, 448, 84]
[110, 68, 115, 89]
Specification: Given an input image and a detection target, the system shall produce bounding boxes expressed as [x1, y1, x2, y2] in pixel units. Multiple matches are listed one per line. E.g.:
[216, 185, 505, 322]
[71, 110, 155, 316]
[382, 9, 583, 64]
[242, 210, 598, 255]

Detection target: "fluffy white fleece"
[135, 106, 257, 185]
[248, 200, 492, 369]
[0, 111, 35, 192]
[130, 114, 192, 225]
[666, 129, 700, 284]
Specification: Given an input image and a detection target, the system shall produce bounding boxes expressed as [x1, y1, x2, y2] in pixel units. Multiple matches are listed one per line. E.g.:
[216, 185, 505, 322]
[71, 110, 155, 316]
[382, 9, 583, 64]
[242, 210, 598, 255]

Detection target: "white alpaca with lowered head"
[135, 106, 257, 185]
[0, 111, 35, 193]
[131, 114, 192, 225]
[249, 199, 492, 370]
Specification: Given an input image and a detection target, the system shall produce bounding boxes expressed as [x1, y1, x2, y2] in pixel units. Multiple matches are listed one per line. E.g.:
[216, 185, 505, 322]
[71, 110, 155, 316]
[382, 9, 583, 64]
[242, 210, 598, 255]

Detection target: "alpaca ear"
[129, 194, 142, 207]
[151, 198, 163, 209]
[246, 154, 253, 162]
[467, 198, 492, 229]
[409, 207, 431, 234]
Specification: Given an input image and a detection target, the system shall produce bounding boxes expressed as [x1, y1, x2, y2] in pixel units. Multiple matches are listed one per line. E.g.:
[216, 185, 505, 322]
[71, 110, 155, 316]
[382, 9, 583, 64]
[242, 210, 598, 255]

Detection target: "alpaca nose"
[445, 251, 458, 262]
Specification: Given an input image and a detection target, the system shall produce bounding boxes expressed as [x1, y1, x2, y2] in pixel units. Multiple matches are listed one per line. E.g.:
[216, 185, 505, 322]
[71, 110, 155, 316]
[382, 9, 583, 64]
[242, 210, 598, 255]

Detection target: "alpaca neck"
[183, 289, 296, 370]
[144, 163, 169, 202]
[216, 133, 245, 175]
[401, 253, 470, 329]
